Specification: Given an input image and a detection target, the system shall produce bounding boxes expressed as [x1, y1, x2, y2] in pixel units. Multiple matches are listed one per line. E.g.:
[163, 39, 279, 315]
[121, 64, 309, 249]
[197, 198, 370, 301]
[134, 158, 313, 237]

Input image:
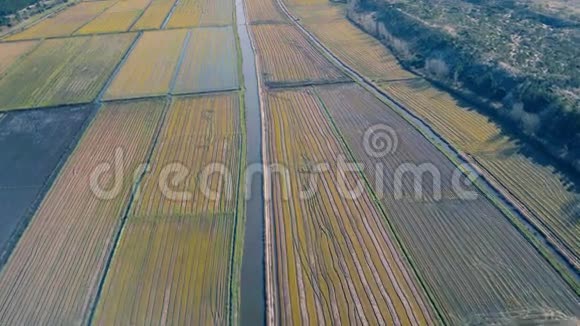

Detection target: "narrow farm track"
[273, 0, 579, 290]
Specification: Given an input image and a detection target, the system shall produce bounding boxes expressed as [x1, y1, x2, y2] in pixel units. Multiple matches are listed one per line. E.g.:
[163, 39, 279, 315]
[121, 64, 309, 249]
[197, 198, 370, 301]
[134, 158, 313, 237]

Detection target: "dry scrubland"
[251, 24, 347, 86]
[5, 0, 115, 40]
[0, 33, 136, 110]
[314, 83, 580, 323]
[131, 0, 177, 30]
[104, 29, 187, 100]
[0, 99, 165, 324]
[0, 40, 38, 76]
[173, 26, 239, 94]
[265, 88, 436, 325]
[165, 0, 233, 28]
[381, 79, 580, 267]
[75, 0, 152, 35]
[94, 94, 242, 325]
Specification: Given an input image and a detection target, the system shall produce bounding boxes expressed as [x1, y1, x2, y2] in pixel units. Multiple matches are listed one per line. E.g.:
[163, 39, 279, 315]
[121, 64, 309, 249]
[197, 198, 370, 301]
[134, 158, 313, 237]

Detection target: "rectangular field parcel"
[0, 99, 165, 324]
[0, 33, 136, 111]
[265, 88, 435, 325]
[131, 0, 177, 30]
[0, 106, 92, 262]
[251, 24, 347, 86]
[165, 0, 233, 28]
[5, 1, 115, 40]
[173, 27, 239, 94]
[314, 83, 580, 323]
[381, 78, 580, 267]
[0, 40, 39, 77]
[75, 0, 152, 34]
[104, 29, 187, 100]
[94, 94, 242, 325]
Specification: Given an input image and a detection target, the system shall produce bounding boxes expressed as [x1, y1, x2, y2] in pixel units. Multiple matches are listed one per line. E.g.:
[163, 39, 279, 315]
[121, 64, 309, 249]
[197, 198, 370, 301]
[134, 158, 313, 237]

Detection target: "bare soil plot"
[315, 83, 580, 323]
[5, 1, 116, 40]
[0, 98, 165, 324]
[251, 24, 347, 87]
[165, 0, 234, 28]
[131, 0, 177, 30]
[94, 94, 242, 325]
[104, 29, 187, 100]
[173, 26, 239, 94]
[0, 106, 92, 262]
[0, 33, 136, 111]
[265, 88, 435, 325]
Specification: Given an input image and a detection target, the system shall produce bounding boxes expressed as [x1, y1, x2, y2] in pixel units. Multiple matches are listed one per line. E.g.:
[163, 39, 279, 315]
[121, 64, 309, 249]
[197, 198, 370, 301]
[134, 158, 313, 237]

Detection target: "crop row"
[265, 88, 435, 325]
[251, 24, 347, 86]
[245, 0, 287, 24]
[94, 94, 242, 324]
[0, 33, 136, 111]
[165, 0, 234, 28]
[0, 99, 166, 324]
[381, 79, 580, 268]
[314, 83, 580, 323]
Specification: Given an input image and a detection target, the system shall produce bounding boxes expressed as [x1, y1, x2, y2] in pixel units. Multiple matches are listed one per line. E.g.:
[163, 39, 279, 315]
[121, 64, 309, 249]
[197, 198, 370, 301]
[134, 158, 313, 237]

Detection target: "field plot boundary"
[0, 104, 98, 268]
[69, 0, 123, 35]
[160, 0, 182, 28]
[274, 0, 580, 294]
[85, 97, 170, 324]
[127, 0, 158, 30]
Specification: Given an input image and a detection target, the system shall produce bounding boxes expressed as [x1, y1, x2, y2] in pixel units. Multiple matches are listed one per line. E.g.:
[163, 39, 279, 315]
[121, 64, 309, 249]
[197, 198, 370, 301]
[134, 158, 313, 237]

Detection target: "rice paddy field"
[165, 0, 234, 28]
[245, 0, 287, 24]
[4, 1, 116, 40]
[313, 83, 580, 323]
[265, 87, 436, 325]
[0, 33, 136, 110]
[381, 78, 580, 268]
[251, 24, 347, 86]
[0, 99, 165, 324]
[0, 40, 39, 77]
[131, 0, 177, 30]
[75, 0, 153, 34]
[173, 27, 239, 94]
[104, 29, 187, 100]
[0, 106, 92, 263]
[94, 94, 242, 325]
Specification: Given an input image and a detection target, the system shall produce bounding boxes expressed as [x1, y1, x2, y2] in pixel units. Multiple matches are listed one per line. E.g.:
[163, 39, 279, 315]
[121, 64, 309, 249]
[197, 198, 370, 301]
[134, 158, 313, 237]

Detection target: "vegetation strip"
[274, 0, 579, 291]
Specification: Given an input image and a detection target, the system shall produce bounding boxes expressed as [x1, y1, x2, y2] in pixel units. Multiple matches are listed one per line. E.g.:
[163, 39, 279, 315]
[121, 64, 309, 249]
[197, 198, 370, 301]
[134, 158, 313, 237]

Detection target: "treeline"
[0, 0, 39, 16]
[350, 0, 580, 170]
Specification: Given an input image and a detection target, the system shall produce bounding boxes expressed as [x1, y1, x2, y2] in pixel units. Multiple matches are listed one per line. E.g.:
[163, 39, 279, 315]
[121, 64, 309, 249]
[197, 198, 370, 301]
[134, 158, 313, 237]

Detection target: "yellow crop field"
[0, 40, 39, 77]
[246, 0, 287, 24]
[6, 1, 115, 40]
[165, 0, 233, 28]
[94, 94, 242, 325]
[0, 33, 136, 111]
[251, 24, 347, 86]
[265, 88, 435, 324]
[315, 83, 580, 322]
[131, 0, 177, 30]
[307, 21, 417, 81]
[381, 79, 580, 266]
[173, 26, 239, 94]
[75, 0, 152, 34]
[0, 99, 165, 324]
[104, 29, 187, 100]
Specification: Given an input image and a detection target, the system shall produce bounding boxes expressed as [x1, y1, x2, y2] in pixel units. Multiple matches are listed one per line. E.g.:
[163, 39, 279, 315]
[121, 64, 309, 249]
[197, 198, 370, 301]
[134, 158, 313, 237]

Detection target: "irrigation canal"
[236, 0, 267, 323]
